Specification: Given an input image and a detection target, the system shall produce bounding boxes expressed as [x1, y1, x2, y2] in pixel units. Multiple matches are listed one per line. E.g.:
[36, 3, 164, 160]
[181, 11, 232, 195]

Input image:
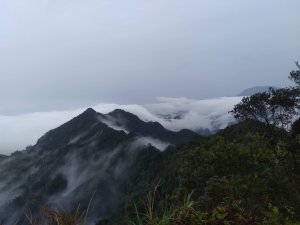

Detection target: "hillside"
[0, 108, 198, 224]
[0, 109, 300, 225]
[107, 121, 300, 225]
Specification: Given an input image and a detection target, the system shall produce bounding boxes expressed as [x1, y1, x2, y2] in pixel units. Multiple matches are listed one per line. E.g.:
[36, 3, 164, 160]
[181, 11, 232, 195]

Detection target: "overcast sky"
[0, 0, 300, 115]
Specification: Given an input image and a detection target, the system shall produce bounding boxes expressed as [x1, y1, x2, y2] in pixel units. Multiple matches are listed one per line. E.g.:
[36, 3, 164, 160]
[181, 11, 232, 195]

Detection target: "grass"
[131, 184, 197, 225]
[130, 184, 300, 225]
[0, 192, 96, 225]
[23, 205, 86, 225]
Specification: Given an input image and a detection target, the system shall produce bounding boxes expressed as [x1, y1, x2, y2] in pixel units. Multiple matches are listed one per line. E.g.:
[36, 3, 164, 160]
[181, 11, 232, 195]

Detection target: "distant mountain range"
[0, 108, 198, 224]
[237, 86, 279, 96]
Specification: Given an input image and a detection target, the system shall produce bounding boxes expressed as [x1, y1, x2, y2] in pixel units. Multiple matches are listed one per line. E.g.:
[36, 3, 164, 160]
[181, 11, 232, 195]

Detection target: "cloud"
[132, 137, 170, 151]
[145, 97, 242, 131]
[0, 0, 299, 114]
[0, 97, 242, 154]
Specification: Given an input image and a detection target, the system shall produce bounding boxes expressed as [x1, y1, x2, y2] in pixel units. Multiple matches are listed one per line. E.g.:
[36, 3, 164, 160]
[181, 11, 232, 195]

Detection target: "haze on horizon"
[0, 0, 299, 115]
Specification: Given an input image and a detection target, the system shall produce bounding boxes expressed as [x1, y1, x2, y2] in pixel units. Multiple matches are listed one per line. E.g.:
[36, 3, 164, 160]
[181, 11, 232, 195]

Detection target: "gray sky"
[0, 0, 300, 114]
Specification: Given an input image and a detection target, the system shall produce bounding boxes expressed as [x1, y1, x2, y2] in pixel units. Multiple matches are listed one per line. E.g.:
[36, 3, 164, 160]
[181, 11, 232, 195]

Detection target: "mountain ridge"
[0, 108, 199, 224]
[98, 109, 198, 145]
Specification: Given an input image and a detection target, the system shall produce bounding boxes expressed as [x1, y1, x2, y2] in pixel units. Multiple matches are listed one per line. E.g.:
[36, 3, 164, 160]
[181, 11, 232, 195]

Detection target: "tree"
[231, 62, 300, 129]
[289, 61, 300, 85]
[231, 87, 298, 129]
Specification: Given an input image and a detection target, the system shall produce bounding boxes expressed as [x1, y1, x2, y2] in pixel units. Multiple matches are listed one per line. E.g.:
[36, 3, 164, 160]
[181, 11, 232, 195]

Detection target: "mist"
[0, 97, 242, 154]
[0, 129, 156, 224]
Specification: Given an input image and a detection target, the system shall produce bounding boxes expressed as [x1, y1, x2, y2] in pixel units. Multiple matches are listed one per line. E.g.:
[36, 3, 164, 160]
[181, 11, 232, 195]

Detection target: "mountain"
[1, 109, 299, 225]
[98, 109, 197, 145]
[0, 108, 198, 224]
[0, 154, 7, 160]
[238, 86, 279, 96]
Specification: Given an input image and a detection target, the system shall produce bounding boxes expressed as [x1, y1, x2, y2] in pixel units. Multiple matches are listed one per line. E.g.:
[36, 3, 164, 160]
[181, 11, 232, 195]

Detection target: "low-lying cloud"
[0, 97, 242, 154]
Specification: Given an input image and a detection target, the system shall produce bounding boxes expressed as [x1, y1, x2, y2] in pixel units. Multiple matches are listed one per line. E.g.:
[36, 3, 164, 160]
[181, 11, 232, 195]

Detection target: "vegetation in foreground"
[5, 123, 300, 225]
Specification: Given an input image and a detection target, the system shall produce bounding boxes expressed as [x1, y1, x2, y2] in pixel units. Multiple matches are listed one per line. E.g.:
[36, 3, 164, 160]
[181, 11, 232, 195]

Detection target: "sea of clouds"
[0, 96, 242, 154]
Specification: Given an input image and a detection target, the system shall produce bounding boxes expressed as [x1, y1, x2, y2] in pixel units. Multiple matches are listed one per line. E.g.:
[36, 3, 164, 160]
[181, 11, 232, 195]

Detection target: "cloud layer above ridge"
[0, 97, 242, 154]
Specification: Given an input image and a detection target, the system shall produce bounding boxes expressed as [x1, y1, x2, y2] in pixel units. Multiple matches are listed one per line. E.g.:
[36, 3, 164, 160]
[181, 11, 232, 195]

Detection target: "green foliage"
[24, 206, 86, 225]
[232, 63, 300, 130]
[126, 122, 300, 225]
[231, 87, 298, 129]
[289, 61, 300, 85]
[2, 121, 300, 225]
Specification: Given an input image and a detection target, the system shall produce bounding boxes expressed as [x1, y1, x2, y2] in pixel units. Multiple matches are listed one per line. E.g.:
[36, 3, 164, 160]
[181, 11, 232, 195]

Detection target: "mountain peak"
[238, 86, 279, 96]
[110, 109, 126, 114]
[73, 107, 98, 122]
[109, 109, 137, 118]
[35, 108, 102, 150]
[81, 107, 97, 115]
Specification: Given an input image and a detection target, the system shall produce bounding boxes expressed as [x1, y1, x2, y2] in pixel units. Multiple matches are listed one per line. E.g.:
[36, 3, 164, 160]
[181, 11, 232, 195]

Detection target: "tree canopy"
[289, 61, 300, 85]
[231, 63, 300, 129]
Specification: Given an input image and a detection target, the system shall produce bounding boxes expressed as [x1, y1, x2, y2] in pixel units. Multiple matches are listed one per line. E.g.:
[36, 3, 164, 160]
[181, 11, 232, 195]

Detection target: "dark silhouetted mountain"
[238, 86, 279, 96]
[98, 109, 198, 145]
[0, 108, 198, 224]
[36, 108, 103, 150]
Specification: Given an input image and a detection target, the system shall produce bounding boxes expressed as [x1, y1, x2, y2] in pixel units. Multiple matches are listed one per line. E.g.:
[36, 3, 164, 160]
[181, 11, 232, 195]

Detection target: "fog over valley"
[0, 96, 242, 154]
